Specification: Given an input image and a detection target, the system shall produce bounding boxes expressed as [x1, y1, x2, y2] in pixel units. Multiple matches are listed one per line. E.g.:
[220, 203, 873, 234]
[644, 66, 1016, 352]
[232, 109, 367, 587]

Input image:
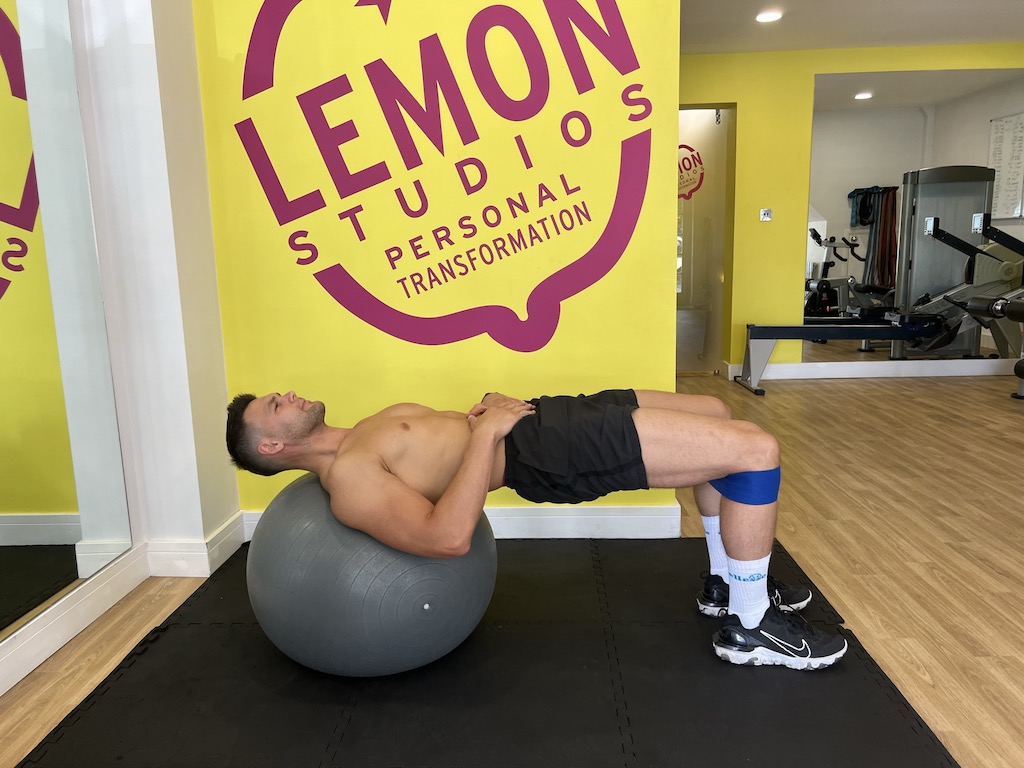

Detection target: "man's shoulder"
[322, 451, 386, 509]
[326, 448, 384, 479]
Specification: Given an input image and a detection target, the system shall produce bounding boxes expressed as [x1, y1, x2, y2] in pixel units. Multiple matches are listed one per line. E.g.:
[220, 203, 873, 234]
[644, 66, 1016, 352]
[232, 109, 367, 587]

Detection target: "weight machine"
[949, 212, 1024, 399]
[892, 166, 1023, 360]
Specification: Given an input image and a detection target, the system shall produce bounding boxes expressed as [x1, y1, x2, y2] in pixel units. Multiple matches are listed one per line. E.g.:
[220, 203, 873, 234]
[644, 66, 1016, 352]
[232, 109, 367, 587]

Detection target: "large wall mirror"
[805, 69, 1024, 364]
[0, 0, 130, 640]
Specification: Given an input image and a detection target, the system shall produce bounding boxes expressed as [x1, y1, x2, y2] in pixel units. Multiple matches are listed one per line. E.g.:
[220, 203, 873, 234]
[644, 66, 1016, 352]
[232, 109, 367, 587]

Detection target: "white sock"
[727, 554, 771, 629]
[701, 515, 729, 580]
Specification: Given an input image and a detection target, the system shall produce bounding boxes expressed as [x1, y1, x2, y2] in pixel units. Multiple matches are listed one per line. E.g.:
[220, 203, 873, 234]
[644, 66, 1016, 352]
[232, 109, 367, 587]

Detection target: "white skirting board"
[242, 505, 682, 542]
[0, 543, 149, 699]
[0, 514, 82, 545]
[75, 539, 133, 578]
[485, 505, 681, 538]
[146, 512, 247, 577]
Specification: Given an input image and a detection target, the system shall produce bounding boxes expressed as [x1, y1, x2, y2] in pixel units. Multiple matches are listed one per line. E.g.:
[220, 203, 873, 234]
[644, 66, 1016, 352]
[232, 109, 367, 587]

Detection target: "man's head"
[225, 391, 327, 475]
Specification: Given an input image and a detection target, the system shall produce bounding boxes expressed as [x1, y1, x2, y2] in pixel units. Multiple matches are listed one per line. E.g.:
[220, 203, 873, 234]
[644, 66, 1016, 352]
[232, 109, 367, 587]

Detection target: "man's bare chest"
[345, 408, 469, 483]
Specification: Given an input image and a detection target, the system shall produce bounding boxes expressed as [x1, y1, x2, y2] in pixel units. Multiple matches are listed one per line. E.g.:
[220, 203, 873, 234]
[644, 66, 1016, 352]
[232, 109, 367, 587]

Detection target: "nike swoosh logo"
[760, 630, 812, 657]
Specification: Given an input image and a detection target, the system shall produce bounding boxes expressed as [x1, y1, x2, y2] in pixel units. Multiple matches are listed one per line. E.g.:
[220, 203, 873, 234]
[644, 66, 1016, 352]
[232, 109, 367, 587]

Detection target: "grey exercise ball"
[246, 473, 497, 677]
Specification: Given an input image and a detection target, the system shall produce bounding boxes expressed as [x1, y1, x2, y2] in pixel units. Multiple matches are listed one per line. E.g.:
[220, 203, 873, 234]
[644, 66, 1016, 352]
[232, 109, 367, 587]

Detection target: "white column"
[67, 0, 239, 575]
[17, 0, 130, 577]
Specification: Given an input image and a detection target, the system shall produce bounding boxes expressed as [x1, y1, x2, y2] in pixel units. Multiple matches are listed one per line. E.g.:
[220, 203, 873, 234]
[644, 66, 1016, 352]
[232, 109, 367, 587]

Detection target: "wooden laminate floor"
[1, 374, 1022, 768]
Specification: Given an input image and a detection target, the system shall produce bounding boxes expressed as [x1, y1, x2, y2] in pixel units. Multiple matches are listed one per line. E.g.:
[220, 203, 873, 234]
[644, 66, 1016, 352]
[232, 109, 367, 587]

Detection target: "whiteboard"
[989, 112, 1024, 219]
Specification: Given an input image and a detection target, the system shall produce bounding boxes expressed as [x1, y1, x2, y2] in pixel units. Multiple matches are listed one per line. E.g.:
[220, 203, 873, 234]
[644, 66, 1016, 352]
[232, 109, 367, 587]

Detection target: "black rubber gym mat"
[0, 545, 78, 629]
[19, 539, 958, 768]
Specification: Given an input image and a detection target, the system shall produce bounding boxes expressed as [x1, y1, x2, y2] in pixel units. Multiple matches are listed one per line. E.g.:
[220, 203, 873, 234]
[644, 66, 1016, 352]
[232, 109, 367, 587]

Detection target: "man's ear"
[257, 438, 284, 457]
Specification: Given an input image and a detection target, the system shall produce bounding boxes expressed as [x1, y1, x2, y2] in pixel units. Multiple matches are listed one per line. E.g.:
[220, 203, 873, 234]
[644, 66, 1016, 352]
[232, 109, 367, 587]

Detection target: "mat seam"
[592, 540, 638, 768]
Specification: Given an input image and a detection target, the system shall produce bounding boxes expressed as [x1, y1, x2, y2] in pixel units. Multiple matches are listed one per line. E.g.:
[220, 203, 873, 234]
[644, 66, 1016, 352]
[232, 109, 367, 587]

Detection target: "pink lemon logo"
[0, 7, 39, 233]
[677, 143, 703, 200]
[237, 0, 653, 352]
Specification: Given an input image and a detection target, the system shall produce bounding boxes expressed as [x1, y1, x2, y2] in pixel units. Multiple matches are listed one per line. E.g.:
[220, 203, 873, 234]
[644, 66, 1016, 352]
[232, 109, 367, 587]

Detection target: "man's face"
[246, 391, 327, 445]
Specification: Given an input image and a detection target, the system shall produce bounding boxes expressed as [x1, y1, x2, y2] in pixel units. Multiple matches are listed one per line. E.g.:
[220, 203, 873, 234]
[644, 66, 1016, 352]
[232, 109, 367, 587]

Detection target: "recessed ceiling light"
[854, 92, 873, 100]
[755, 10, 783, 23]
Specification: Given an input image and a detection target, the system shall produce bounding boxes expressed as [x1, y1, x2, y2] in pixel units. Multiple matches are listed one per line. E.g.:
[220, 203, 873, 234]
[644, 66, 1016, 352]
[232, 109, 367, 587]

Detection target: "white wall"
[933, 74, 1024, 240]
[809, 106, 932, 278]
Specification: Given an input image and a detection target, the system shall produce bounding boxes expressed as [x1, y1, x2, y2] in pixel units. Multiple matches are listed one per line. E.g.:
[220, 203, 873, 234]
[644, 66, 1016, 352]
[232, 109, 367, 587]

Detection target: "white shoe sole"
[780, 593, 812, 612]
[697, 593, 812, 618]
[697, 599, 727, 617]
[713, 639, 848, 670]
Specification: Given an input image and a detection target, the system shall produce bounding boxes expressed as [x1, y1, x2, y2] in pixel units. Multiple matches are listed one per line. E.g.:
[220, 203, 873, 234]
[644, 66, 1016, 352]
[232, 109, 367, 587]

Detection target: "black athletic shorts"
[503, 389, 649, 504]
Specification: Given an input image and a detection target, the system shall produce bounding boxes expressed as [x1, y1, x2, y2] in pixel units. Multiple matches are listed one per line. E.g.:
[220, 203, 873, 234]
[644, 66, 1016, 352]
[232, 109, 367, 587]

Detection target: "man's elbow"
[433, 533, 472, 559]
[422, 510, 475, 558]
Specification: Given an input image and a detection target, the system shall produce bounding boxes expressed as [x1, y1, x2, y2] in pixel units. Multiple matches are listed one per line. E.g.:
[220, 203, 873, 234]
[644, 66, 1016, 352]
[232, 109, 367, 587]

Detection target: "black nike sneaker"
[712, 605, 848, 670]
[696, 573, 812, 617]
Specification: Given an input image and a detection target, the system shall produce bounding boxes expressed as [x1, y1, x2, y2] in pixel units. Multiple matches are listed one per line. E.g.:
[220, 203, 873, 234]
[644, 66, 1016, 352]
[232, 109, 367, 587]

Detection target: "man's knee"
[690, 394, 731, 420]
[709, 397, 732, 420]
[712, 424, 780, 504]
[736, 422, 780, 471]
[756, 429, 780, 470]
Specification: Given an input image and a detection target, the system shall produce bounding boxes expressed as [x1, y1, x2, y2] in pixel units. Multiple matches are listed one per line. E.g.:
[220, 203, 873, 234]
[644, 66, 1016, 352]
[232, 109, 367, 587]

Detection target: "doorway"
[676, 108, 732, 373]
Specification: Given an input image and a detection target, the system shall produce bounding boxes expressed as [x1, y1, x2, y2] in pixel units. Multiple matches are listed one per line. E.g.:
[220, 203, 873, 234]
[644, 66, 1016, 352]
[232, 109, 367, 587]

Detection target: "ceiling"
[680, 0, 1024, 111]
[679, 0, 1024, 55]
[812, 69, 1024, 111]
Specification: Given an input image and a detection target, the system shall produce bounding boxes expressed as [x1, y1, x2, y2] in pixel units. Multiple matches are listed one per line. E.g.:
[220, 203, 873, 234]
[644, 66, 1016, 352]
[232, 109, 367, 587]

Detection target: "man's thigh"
[631, 407, 761, 488]
[634, 390, 730, 419]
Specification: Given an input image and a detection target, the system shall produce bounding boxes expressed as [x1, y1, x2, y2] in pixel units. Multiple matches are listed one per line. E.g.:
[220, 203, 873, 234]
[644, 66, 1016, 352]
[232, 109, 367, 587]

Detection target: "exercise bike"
[805, 229, 894, 318]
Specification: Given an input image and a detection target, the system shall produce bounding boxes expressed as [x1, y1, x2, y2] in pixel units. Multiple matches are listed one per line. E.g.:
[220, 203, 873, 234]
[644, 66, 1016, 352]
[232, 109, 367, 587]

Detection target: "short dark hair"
[225, 393, 281, 476]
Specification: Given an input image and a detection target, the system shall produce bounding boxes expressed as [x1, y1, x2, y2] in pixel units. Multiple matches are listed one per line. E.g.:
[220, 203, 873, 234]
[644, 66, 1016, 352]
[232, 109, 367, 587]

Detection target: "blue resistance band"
[709, 467, 781, 505]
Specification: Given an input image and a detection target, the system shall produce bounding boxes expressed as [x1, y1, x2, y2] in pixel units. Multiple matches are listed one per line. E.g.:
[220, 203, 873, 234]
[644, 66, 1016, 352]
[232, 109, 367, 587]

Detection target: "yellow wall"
[194, 0, 681, 510]
[0, 0, 77, 513]
[680, 42, 1024, 363]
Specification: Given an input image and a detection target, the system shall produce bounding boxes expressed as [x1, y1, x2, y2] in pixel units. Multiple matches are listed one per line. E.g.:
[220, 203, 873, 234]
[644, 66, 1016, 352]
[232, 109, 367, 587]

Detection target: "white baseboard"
[0, 543, 149, 698]
[725, 357, 1016, 382]
[486, 505, 681, 538]
[146, 540, 217, 577]
[205, 513, 246, 574]
[242, 511, 262, 542]
[243, 505, 682, 543]
[147, 512, 245, 577]
[75, 539, 132, 578]
[0, 513, 81, 545]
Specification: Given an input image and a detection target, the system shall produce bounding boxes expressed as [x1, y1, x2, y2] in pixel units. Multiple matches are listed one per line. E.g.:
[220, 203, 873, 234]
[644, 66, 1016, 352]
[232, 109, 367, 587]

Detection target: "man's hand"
[467, 392, 535, 439]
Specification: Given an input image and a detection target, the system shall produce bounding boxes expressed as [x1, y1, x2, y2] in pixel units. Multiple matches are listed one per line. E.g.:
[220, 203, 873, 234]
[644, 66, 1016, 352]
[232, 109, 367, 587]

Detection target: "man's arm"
[328, 394, 534, 558]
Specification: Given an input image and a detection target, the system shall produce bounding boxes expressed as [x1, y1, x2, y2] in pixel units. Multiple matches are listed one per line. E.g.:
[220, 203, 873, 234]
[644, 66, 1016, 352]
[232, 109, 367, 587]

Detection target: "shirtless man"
[226, 388, 847, 670]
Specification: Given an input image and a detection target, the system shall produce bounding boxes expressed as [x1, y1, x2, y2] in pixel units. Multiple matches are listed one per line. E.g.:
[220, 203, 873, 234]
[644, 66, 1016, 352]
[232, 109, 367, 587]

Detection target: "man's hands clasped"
[466, 392, 535, 440]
